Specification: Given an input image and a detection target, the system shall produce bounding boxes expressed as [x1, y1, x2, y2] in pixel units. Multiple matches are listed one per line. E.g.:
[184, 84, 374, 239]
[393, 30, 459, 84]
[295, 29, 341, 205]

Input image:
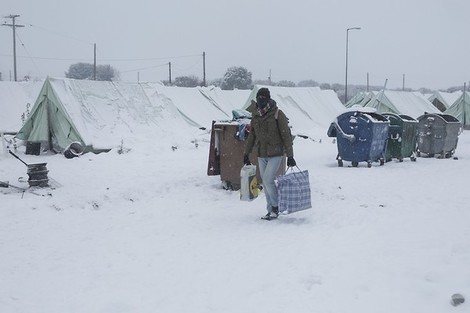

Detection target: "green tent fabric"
[365, 90, 400, 114]
[345, 91, 376, 108]
[15, 79, 86, 152]
[364, 90, 440, 118]
[428, 91, 462, 112]
[444, 91, 470, 129]
[344, 92, 364, 108]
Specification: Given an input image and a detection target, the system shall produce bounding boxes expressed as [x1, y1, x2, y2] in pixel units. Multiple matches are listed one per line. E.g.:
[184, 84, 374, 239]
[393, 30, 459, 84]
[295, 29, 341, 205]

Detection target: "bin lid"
[399, 114, 417, 122]
[337, 110, 389, 123]
[417, 113, 460, 123]
[383, 113, 417, 124]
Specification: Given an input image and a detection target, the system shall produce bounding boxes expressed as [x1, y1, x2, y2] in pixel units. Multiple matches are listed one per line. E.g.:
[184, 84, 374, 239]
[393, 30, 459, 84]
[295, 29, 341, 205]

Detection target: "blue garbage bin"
[327, 111, 389, 167]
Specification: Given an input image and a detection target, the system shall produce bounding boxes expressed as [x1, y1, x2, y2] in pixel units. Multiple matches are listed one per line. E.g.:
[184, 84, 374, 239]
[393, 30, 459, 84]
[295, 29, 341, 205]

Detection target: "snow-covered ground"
[1, 130, 469, 313]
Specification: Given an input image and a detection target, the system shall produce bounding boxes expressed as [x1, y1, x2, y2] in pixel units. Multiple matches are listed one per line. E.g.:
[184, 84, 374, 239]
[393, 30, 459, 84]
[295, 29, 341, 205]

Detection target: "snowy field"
[1, 130, 469, 313]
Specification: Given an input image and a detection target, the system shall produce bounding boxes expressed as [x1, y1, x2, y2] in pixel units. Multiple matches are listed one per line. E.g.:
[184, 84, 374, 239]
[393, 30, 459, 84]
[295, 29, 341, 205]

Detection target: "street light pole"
[345, 27, 361, 104]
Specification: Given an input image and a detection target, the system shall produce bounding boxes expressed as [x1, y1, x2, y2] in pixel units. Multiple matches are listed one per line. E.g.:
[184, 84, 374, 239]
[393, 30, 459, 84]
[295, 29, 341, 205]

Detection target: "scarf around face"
[257, 99, 275, 116]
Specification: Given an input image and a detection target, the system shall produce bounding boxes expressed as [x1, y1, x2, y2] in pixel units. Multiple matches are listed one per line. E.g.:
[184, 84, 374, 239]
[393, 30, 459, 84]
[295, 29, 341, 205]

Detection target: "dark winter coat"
[244, 100, 294, 158]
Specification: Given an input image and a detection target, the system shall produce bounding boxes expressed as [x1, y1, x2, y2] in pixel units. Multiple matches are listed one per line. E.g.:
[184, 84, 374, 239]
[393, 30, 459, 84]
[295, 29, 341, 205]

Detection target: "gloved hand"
[243, 154, 251, 165]
[287, 156, 296, 167]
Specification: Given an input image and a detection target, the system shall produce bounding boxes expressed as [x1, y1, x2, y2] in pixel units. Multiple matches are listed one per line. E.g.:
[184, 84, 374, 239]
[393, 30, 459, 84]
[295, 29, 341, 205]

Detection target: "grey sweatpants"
[257, 156, 282, 212]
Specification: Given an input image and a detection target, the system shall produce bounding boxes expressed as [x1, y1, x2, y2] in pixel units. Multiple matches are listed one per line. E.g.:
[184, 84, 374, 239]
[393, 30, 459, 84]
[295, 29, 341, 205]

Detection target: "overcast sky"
[1, 0, 469, 90]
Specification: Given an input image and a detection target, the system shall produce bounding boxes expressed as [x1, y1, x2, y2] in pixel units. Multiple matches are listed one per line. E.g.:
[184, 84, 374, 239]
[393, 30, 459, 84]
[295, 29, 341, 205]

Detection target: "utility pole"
[93, 43, 97, 80]
[268, 69, 272, 85]
[2, 14, 25, 81]
[464, 82, 467, 127]
[202, 51, 206, 87]
[168, 62, 172, 85]
[366, 72, 369, 92]
[402, 74, 405, 91]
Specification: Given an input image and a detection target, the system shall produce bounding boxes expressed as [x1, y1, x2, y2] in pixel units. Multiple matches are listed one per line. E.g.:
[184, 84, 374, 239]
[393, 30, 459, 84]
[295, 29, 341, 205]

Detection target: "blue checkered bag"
[277, 169, 312, 214]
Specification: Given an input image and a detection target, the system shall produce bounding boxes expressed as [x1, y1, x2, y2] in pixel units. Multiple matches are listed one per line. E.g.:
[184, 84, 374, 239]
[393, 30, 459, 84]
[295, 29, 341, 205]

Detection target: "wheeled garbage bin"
[327, 111, 389, 167]
[416, 113, 462, 158]
[383, 113, 418, 162]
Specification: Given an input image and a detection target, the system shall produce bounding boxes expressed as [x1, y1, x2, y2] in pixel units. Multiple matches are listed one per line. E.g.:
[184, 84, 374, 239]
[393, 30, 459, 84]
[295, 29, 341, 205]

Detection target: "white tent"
[152, 85, 238, 130]
[199, 86, 251, 120]
[0, 80, 43, 134]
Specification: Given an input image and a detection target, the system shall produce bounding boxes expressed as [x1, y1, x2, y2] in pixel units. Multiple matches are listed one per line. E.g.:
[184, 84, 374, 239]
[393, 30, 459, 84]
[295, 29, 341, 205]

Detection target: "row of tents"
[2, 77, 468, 156]
[0, 78, 347, 154]
[346, 89, 469, 129]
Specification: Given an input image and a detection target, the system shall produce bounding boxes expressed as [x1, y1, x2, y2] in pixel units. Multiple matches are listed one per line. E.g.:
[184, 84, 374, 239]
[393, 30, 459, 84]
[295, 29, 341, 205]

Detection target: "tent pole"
[47, 99, 53, 151]
[374, 78, 388, 108]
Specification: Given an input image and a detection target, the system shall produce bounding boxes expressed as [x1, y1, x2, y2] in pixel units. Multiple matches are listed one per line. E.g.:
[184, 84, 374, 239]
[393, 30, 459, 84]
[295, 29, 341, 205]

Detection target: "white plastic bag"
[240, 165, 259, 201]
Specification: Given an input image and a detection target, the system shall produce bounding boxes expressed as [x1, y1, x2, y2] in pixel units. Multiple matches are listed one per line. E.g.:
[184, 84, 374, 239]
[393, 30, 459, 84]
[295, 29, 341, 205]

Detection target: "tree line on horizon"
[60, 62, 467, 104]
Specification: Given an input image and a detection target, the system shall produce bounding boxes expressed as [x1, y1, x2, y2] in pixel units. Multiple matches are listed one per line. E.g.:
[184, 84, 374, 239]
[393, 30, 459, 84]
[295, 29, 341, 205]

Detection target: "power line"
[15, 31, 43, 77]
[0, 53, 202, 63]
[0, 53, 92, 62]
[95, 54, 202, 62]
[171, 58, 202, 72]
[120, 62, 168, 74]
[17, 19, 94, 45]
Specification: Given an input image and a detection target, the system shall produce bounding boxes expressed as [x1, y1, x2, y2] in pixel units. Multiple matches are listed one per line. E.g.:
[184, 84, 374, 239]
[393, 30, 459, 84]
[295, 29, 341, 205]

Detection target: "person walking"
[243, 87, 296, 220]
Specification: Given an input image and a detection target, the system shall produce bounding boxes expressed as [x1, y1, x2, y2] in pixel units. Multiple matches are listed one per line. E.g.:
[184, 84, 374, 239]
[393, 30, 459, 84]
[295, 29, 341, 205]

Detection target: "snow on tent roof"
[152, 85, 235, 130]
[15, 78, 252, 153]
[243, 85, 345, 137]
[428, 90, 463, 111]
[345, 91, 376, 108]
[345, 92, 365, 108]
[15, 78, 199, 152]
[199, 86, 251, 120]
[0, 80, 43, 133]
[444, 91, 470, 129]
[364, 90, 440, 118]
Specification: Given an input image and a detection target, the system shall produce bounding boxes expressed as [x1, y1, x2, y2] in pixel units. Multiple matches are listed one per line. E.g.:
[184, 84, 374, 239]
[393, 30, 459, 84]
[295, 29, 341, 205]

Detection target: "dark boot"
[261, 212, 278, 220]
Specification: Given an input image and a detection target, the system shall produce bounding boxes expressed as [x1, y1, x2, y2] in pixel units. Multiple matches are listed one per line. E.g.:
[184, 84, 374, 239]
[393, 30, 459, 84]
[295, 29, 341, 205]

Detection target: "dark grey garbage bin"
[416, 113, 462, 158]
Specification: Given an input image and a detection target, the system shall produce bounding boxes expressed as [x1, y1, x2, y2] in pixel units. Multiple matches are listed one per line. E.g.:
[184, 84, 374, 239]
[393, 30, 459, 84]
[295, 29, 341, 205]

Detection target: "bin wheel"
[352, 161, 359, 167]
[221, 181, 232, 190]
[337, 159, 343, 167]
